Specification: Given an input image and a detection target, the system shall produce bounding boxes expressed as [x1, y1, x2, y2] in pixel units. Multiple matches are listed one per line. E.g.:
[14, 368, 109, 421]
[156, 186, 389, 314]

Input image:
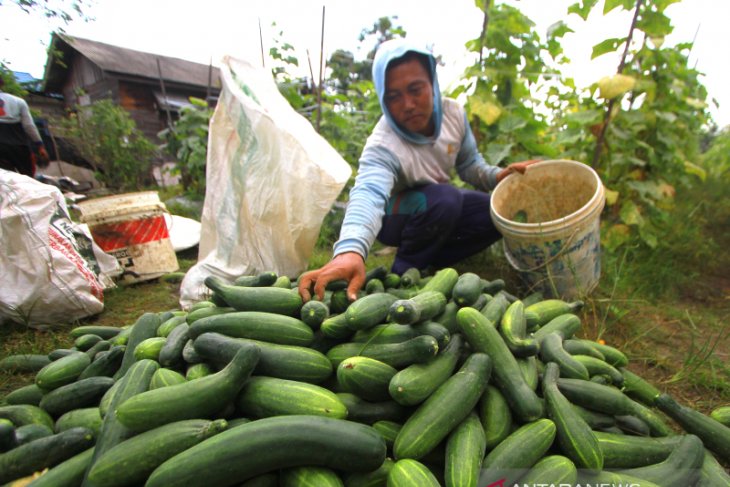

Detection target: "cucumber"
[300, 300, 330, 329]
[337, 393, 409, 424]
[78, 345, 125, 380]
[416, 267, 458, 298]
[365, 265, 389, 283]
[116, 345, 260, 432]
[35, 351, 91, 391]
[329, 289, 352, 313]
[621, 367, 662, 406]
[337, 356, 398, 402]
[517, 355, 539, 390]
[14, 423, 53, 446]
[321, 313, 356, 340]
[272, 275, 292, 288]
[88, 419, 228, 487]
[113, 312, 161, 380]
[343, 457, 395, 487]
[393, 353, 491, 460]
[70, 326, 122, 340]
[55, 407, 102, 437]
[539, 332, 590, 380]
[572, 338, 629, 367]
[133, 336, 167, 361]
[710, 405, 730, 427]
[515, 455, 578, 486]
[451, 272, 483, 307]
[480, 292, 509, 324]
[3, 383, 44, 406]
[482, 278, 505, 295]
[108, 325, 133, 346]
[0, 354, 52, 373]
[499, 300, 538, 357]
[444, 412, 486, 487]
[615, 414, 651, 436]
[25, 446, 94, 487]
[326, 335, 439, 369]
[39, 376, 115, 417]
[400, 267, 421, 288]
[481, 419, 557, 486]
[383, 273, 401, 289]
[83, 339, 111, 360]
[182, 339, 203, 364]
[48, 348, 77, 361]
[157, 314, 188, 337]
[479, 385, 513, 451]
[573, 354, 624, 385]
[353, 323, 419, 344]
[594, 431, 683, 468]
[188, 311, 313, 346]
[145, 416, 387, 487]
[280, 466, 344, 487]
[563, 338, 606, 360]
[0, 404, 54, 430]
[655, 393, 730, 462]
[150, 368, 187, 389]
[532, 313, 582, 343]
[0, 427, 94, 484]
[388, 333, 463, 406]
[372, 419, 402, 448]
[524, 298, 584, 328]
[185, 306, 234, 324]
[387, 458, 440, 486]
[556, 378, 634, 415]
[456, 307, 544, 422]
[204, 276, 302, 316]
[233, 271, 278, 287]
[410, 321, 450, 348]
[616, 433, 705, 487]
[158, 323, 190, 368]
[433, 301, 459, 333]
[74, 333, 103, 351]
[0, 419, 14, 452]
[344, 292, 399, 330]
[698, 449, 730, 487]
[542, 362, 603, 471]
[389, 291, 446, 325]
[365, 278, 385, 295]
[235, 376, 347, 419]
[186, 362, 213, 380]
[573, 404, 616, 430]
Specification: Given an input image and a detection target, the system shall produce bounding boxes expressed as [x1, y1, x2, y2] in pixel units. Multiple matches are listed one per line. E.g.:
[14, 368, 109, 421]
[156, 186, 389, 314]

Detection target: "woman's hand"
[297, 252, 366, 302]
[496, 159, 542, 184]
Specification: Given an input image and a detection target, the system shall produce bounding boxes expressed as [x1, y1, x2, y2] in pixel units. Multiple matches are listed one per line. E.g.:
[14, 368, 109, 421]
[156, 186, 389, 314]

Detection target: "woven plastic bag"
[180, 56, 351, 308]
[0, 169, 121, 326]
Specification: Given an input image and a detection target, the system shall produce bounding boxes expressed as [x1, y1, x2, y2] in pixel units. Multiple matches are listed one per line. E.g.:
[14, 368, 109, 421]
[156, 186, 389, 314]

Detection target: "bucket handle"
[502, 227, 580, 273]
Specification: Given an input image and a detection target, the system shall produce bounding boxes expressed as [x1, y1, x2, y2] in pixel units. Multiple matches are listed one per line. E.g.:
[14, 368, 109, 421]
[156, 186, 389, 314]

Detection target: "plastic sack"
[0, 169, 121, 326]
[179, 56, 352, 308]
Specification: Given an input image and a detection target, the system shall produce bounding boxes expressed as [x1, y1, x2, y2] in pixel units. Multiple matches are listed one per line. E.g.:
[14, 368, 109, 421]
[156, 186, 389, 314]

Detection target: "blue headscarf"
[372, 39, 443, 145]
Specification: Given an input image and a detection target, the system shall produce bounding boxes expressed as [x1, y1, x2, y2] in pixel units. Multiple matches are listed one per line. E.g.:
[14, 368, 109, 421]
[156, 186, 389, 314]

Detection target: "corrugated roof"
[50, 34, 220, 89]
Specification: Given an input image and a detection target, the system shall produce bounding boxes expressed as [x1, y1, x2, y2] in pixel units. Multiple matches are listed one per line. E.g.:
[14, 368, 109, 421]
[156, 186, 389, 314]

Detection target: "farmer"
[0, 76, 50, 177]
[298, 39, 539, 302]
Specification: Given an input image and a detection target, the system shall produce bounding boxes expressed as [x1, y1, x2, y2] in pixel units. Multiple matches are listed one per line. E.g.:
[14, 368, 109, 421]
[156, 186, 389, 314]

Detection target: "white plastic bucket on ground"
[77, 191, 179, 283]
[490, 160, 606, 299]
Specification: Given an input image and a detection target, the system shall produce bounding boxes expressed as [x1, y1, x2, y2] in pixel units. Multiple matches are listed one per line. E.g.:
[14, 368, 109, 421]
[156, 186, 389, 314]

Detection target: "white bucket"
[490, 160, 606, 299]
[77, 191, 179, 283]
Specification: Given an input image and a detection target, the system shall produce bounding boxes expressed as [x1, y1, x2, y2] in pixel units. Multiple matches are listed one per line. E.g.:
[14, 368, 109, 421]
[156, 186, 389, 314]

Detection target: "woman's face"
[384, 58, 435, 137]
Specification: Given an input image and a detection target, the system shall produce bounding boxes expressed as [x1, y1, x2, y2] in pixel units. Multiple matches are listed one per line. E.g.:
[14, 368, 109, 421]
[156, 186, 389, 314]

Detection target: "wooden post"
[157, 58, 173, 129]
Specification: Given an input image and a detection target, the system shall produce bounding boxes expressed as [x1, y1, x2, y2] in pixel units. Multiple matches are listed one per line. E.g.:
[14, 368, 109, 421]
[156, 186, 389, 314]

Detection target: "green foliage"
[58, 99, 158, 190]
[158, 97, 212, 198]
[701, 127, 730, 181]
[0, 63, 27, 96]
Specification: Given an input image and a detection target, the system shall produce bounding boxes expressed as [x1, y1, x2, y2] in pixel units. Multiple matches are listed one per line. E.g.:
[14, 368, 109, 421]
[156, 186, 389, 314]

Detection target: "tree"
[1, 0, 91, 24]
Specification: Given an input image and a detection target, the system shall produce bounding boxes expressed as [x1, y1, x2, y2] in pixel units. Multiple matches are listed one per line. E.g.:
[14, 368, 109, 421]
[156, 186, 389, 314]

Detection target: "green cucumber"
[25, 446, 94, 487]
[344, 292, 399, 330]
[655, 393, 730, 462]
[417, 267, 458, 298]
[451, 272, 483, 307]
[204, 276, 302, 316]
[563, 338, 606, 360]
[337, 393, 409, 424]
[236, 376, 347, 419]
[321, 313, 356, 340]
[145, 416, 386, 487]
[158, 323, 190, 368]
[0, 404, 54, 430]
[524, 298, 584, 329]
[39, 376, 115, 417]
[193, 332, 332, 383]
[616, 434, 705, 487]
[0, 427, 94, 484]
[556, 378, 634, 415]
[444, 412, 486, 487]
[48, 348, 77, 361]
[621, 367, 662, 406]
[157, 315, 188, 338]
[499, 300, 538, 357]
[400, 267, 421, 288]
[337, 356, 398, 402]
[532, 313, 582, 343]
[594, 431, 683, 468]
[365, 278, 385, 295]
[300, 300, 330, 330]
[55, 407, 102, 437]
[542, 361, 603, 471]
[515, 455, 578, 486]
[74, 333, 103, 351]
[573, 354, 624, 385]
[70, 326, 122, 340]
[4, 383, 44, 406]
[14, 423, 53, 446]
[150, 368, 187, 389]
[387, 458, 440, 486]
[78, 345, 125, 380]
[182, 339, 202, 364]
[0, 419, 14, 452]
[410, 320, 450, 348]
[480, 292, 509, 324]
[372, 419, 402, 448]
[572, 338, 629, 367]
[393, 353, 491, 460]
[573, 404, 616, 430]
[281, 466, 344, 487]
[698, 449, 730, 487]
[482, 278, 506, 295]
[113, 312, 161, 380]
[88, 419, 228, 487]
[481, 419, 557, 486]
[710, 405, 730, 427]
[83, 339, 111, 360]
[353, 323, 418, 344]
[479, 385, 513, 451]
[389, 291, 446, 325]
[233, 271, 278, 287]
[456, 307, 544, 422]
[116, 345, 260, 432]
[433, 301, 459, 333]
[326, 335, 439, 369]
[185, 306, 234, 324]
[517, 355, 539, 390]
[185, 362, 213, 380]
[133, 336, 167, 361]
[383, 273, 401, 289]
[539, 332, 590, 380]
[108, 325, 133, 346]
[188, 311, 313, 346]
[615, 414, 651, 436]
[388, 333, 463, 406]
[0, 354, 52, 373]
[343, 457, 395, 487]
[35, 351, 91, 391]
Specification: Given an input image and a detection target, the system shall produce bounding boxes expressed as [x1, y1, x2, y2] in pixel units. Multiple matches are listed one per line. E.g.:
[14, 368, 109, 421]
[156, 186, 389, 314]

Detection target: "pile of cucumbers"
[0, 266, 728, 486]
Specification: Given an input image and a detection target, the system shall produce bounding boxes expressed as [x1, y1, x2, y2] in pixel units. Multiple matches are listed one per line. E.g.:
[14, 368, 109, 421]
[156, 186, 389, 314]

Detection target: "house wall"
[118, 81, 167, 142]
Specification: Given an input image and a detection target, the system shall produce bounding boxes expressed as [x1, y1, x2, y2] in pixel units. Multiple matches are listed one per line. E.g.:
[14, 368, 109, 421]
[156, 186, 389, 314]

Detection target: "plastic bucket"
[490, 160, 606, 299]
[77, 191, 179, 283]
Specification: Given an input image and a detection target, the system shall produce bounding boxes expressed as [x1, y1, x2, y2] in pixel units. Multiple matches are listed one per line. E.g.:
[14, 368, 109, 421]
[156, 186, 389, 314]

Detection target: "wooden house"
[42, 33, 221, 142]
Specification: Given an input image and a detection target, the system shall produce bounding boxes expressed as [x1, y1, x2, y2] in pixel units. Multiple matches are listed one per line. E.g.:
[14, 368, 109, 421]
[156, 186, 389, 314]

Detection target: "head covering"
[372, 38, 442, 144]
